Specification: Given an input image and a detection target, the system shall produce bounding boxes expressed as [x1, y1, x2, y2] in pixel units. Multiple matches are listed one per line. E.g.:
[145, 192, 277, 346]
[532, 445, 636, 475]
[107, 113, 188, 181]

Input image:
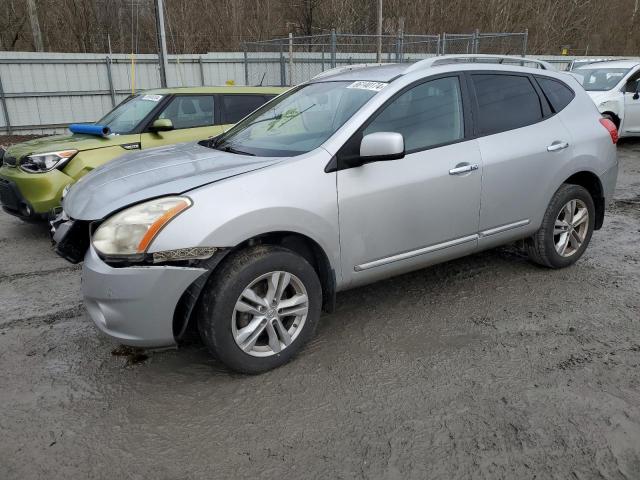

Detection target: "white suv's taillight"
[599, 118, 618, 144]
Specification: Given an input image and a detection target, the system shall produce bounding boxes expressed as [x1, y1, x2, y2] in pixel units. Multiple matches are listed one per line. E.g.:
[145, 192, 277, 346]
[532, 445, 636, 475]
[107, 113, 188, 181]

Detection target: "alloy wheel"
[553, 199, 589, 257]
[231, 271, 309, 357]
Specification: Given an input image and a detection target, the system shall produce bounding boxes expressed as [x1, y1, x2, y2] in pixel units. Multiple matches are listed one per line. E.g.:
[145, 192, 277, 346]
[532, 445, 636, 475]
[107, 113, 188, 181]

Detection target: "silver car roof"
[310, 55, 556, 83]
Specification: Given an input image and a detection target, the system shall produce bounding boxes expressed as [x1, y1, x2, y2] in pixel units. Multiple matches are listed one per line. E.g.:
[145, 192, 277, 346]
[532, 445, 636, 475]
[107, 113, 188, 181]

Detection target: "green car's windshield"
[212, 81, 381, 157]
[572, 68, 631, 91]
[98, 94, 164, 134]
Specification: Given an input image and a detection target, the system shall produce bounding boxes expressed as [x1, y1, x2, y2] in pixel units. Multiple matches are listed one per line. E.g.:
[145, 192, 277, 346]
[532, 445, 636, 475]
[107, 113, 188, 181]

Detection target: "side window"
[158, 95, 214, 129]
[536, 76, 575, 113]
[222, 95, 269, 123]
[471, 74, 543, 135]
[363, 76, 464, 152]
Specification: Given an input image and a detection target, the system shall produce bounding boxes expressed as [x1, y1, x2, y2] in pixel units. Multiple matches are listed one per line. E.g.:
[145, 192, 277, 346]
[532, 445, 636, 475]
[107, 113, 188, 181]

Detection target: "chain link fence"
[243, 31, 528, 86]
[441, 32, 528, 56]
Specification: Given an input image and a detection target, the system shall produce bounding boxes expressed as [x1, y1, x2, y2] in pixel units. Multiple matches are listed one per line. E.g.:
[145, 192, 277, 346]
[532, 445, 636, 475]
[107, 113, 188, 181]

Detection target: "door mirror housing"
[150, 118, 174, 132]
[359, 132, 405, 164]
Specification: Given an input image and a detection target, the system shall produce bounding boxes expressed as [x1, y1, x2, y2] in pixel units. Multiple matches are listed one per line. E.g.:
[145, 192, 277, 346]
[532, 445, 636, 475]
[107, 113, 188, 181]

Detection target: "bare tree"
[0, 0, 638, 55]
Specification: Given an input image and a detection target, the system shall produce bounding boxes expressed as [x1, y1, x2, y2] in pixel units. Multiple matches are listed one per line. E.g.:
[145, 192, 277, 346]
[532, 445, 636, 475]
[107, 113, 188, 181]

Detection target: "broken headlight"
[92, 196, 192, 259]
[20, 150, 77, 173]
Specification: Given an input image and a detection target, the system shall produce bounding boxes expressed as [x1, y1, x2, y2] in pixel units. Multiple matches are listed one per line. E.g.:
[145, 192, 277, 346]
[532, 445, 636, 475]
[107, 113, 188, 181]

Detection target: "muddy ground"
[1, 141, 639, 480]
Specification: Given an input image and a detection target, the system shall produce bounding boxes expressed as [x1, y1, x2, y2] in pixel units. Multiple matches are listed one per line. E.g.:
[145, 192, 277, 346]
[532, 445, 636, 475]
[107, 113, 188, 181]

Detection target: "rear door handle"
[547, 141, 569, 152]
[449, 163, 479, 175]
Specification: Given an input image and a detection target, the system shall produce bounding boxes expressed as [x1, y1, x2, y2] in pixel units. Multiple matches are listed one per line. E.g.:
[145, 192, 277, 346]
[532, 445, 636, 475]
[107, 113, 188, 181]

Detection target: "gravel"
[1, 140, 639, 479]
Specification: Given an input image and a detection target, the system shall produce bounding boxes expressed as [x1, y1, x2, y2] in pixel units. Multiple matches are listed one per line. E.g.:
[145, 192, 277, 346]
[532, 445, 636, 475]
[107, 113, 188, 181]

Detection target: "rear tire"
[526, 184, 595, 268]
[197, 245, 322, 374]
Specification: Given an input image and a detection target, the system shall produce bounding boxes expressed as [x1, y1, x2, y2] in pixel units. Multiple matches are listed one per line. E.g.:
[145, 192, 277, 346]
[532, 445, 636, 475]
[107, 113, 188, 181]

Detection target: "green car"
[0, 86, 286, 220]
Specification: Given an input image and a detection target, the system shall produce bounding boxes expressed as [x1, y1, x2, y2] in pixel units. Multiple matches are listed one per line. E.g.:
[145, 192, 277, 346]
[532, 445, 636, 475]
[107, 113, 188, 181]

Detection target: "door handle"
[547, 141, 569, 152]
[449, 163, 479, 175]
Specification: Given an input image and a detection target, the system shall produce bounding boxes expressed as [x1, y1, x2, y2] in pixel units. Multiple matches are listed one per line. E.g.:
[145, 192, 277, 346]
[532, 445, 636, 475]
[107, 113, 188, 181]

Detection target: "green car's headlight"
[20, 150, 77, 173]
[92, 196, 192, 257]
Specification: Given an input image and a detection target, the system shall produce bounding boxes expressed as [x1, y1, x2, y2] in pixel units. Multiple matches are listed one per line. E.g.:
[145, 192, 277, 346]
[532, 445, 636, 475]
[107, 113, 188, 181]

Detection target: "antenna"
[259, 72, 266, 86]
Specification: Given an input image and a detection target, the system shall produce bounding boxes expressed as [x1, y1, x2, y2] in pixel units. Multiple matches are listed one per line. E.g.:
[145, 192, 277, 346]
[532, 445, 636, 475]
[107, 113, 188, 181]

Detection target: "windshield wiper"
[218, 145, 255, 156]
[238, 103, 316, 130]
[208, 115, 281, 149]
[241, 113, 283, 128]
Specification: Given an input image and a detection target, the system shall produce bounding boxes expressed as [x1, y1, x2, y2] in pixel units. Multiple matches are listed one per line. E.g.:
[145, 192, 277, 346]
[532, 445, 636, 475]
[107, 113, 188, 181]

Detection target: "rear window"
[471, 74, 543, 135]
[536, 77, 575, 113]
[222, 95, 270, 123]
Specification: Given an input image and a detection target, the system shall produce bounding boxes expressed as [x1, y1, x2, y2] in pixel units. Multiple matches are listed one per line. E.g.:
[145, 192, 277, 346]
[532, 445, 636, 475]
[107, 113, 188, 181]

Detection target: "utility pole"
[376, 0, 383, 63]
[26, 0, 44, 52]
[155, 0, 170, 88]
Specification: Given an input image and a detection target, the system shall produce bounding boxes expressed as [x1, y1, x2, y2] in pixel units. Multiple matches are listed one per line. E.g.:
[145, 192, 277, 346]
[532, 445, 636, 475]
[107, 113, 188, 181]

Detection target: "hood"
[63, 141, 282, 220]
[5, 133, 123, 158]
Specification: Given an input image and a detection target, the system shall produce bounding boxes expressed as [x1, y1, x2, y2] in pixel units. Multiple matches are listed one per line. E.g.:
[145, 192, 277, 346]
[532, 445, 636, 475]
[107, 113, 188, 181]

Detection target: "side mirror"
[150, 118, 174, 132]
[634, 82, 640, 100]
[359, 132, 405, 164]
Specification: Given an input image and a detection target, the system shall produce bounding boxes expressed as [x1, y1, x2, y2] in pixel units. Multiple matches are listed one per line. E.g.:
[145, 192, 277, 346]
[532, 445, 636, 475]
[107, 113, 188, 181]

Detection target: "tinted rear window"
[222, 95, 269, 123]
[536, 77, 575, 112]
[471, 74, 543, 135]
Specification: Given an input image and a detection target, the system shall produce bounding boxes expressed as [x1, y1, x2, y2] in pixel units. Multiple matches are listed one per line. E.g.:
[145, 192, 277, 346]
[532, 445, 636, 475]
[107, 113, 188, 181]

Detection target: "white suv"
[572, 60, 640, 137]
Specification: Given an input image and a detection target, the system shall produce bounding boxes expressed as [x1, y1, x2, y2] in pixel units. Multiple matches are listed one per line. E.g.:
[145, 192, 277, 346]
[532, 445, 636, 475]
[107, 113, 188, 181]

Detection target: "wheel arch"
[563, 170, 605, 230]
[601, 111, 621, 129]
[229, 231, 337, 314]
[173, 230, 337, 343]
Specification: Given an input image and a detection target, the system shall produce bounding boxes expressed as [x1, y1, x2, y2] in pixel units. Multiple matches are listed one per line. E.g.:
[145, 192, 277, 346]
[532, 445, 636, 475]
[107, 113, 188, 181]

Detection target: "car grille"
[54, 219, 91, 264]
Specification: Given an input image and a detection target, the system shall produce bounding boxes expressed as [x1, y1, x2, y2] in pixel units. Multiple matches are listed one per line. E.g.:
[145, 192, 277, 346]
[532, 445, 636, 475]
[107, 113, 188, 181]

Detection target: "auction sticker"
[141, 94, 163, 102]
[347, 81, 388, 92]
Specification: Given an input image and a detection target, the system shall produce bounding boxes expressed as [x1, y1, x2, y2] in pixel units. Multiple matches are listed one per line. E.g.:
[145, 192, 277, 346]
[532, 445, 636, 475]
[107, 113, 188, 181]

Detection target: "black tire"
[526, 184, 595, 268]
[196, 245, 322, 374]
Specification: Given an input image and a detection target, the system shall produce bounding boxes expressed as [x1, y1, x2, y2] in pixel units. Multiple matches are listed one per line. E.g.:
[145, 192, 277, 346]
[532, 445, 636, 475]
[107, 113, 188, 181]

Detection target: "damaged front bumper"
[82, 246, 208, 347]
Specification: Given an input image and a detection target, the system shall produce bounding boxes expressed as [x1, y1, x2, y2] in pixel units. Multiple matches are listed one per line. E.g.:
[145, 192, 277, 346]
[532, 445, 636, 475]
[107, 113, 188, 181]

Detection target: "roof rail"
[311, 63, 385, 80]
[404, 55, 555, 73]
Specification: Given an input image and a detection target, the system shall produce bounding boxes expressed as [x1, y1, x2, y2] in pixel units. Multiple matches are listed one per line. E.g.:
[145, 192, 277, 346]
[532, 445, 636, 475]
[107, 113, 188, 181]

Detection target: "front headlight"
[20, 150, 77, 173]
[92, 196, 192, 258]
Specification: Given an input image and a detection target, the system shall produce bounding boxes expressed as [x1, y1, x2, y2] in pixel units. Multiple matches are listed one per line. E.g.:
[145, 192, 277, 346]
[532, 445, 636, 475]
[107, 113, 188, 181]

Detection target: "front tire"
[197, 245, 322, 374]
[526, 184, 595, 268]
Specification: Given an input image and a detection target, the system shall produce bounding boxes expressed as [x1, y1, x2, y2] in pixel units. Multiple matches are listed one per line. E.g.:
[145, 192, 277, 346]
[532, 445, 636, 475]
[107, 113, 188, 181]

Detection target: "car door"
[337, 75, 482, 287]
[468, 72, 574, 249]
[621, 69, 640, 135]
[141, 94, 222, 148]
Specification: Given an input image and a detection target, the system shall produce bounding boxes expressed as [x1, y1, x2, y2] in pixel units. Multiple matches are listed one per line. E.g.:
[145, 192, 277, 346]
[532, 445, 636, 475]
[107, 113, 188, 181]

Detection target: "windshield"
[212, 81, 381, 157]
[98, 94, 164, 134]
[572, 68, 631, 91]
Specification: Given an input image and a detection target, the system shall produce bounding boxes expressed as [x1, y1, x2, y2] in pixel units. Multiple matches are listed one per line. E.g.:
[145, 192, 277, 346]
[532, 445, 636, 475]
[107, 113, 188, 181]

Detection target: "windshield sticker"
[141, 94, 163, 102]
[347, 81, 388, 92]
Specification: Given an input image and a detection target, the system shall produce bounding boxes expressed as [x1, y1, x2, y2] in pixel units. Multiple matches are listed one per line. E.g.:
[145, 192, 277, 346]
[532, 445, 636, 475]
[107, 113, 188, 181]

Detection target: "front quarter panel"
[149, 149, 342, 285]
[589, 91, 624, 118]
[63, 134, 141, 180]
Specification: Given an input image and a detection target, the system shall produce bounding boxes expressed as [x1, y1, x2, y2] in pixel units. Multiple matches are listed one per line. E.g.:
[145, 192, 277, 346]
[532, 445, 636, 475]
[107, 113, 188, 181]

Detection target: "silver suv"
[56, 55, 619, 373]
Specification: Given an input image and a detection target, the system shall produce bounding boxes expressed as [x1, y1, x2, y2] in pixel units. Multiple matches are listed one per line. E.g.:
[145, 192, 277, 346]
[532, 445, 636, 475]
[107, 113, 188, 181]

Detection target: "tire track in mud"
[0, 304, 85, 331]
[0, 264, 81, 283]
